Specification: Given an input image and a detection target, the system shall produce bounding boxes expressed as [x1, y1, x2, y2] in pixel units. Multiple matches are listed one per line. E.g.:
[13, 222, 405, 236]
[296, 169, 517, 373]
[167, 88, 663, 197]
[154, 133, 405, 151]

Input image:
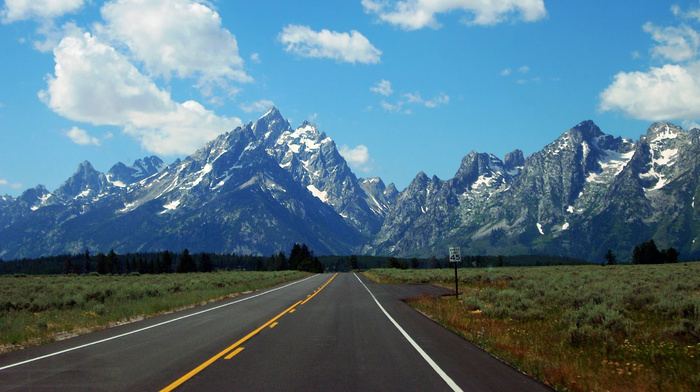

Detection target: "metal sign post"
[449, 247, 461, 299]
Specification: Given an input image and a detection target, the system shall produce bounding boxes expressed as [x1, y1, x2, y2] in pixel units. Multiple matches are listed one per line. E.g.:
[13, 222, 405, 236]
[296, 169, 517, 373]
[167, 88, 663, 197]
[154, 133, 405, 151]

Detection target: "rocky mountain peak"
[504, 149, 525, 171]
[54, 161, 108, 201]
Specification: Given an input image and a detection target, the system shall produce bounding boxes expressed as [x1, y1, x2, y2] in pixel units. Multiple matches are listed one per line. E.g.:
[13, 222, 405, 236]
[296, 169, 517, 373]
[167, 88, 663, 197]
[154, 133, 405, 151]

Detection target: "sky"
[2, 0, 700, 197]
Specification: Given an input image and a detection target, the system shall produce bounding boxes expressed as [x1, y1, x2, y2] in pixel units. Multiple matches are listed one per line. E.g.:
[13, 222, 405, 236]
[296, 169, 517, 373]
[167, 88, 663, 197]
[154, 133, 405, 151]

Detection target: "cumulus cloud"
[1, 0, 85, 23]
[600, 8, 700, 122]
[371, 79, 394, 96]
[339, 144, 374, 172]
[240, 99, 275, 113]
[361, 0, 546, 30]
[100, 0, 252, 93]
[39, 30, 241, 155]
[279, 25, 382, 64]
[65, 126, 101, 146]
[600, 63, 700, 121]
[0, 179, 23, 189]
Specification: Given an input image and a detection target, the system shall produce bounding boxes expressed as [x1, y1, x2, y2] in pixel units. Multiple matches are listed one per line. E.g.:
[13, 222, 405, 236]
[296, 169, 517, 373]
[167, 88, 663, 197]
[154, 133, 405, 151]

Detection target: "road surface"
[0, 273, 552, 391]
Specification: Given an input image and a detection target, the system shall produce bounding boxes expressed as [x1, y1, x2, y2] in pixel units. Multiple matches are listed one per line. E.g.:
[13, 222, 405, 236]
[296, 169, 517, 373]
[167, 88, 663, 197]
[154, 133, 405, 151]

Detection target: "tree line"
[0, 243, 325, 275]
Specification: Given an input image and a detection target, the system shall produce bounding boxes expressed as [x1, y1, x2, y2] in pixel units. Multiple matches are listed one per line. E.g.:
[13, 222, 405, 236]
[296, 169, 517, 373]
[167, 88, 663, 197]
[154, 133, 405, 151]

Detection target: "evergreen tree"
[107, 249, 119, 274]
[662, 247, 680, 263]
[84, 248, 91, 274]
[198, 253, 214, 272]
[289, 243, 303, 270]
[63, 256, 73, 275]
[387, 257, 400, 269]
[276, 251, 288, 271]
[604, 249, 616, 265]
[349, 254, 359, 270]
[410, 257, 419, 269]
[633, 240, 662, 264]
[430, 255, 441, 269]
[161, 251, 173, 274]
[176, 249, 197, 273]
[96, 252, 107, 274]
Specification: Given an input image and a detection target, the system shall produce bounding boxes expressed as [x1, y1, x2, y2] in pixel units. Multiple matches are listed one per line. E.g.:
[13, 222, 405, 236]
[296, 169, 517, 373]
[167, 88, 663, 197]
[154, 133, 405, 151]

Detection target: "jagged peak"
[645, 122, 684, 142]
[261, 106, 282, 120]
[571, 120, 604, 141]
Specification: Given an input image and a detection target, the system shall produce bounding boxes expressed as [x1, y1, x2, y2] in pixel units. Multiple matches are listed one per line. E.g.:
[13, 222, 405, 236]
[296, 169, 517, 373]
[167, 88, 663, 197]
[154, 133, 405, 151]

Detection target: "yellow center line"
[269, 322, 279, 329]
[160, 300, 301, 392]
[224, 347, 245, 360]
[301, 273, 337, 305]
[160, 273, 338, 392]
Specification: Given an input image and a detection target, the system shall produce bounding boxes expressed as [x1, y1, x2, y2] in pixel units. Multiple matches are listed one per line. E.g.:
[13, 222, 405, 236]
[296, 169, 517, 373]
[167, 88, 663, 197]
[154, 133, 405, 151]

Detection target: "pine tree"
[604, 249, 616, 265]
[96, 252, 107, 274]
[107, 249, 119, 274]
[84, 249, 91, 274]
[198, 253, 214, 272]
[176, 249, 197, 273]
[63, 256, 73, 275]
[161, 251, 173, 274]
[350, 254, 359, 270]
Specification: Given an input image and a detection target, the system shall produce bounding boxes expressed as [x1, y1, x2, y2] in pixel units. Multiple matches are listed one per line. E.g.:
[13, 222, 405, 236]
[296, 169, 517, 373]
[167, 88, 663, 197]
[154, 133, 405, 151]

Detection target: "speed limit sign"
[449, 247, 461, 263]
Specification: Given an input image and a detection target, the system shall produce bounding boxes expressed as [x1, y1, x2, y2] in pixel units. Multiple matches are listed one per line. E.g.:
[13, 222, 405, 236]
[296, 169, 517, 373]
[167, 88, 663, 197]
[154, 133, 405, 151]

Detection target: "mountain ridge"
[2, 108, 699, 263]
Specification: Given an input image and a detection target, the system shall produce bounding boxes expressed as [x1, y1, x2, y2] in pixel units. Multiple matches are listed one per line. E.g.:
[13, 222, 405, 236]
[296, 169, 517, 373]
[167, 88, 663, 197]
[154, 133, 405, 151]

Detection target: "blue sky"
[2, 0, 700, 197]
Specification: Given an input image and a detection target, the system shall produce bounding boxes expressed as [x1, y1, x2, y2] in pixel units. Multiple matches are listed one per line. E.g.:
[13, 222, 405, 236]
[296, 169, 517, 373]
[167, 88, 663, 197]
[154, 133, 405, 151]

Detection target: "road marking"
[301, 273, 337, 305]
[224, 347, 245, 360]
[353, 273, 464, 392]
[0, 274, 319, 372]
[160, 273, 338, 391]
[160, 300, 302, 392]
[269, 322, 279, 329]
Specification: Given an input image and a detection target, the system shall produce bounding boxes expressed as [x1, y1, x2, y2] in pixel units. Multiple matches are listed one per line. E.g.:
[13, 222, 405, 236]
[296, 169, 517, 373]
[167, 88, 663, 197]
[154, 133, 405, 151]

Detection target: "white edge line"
[0, 274, 319, 371]
[353, 273, 463, 392]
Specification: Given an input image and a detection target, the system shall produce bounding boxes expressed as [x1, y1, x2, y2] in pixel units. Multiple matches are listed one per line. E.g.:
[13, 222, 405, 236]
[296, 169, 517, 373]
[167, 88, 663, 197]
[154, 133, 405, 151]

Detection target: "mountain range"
[2, 107, 699, 263]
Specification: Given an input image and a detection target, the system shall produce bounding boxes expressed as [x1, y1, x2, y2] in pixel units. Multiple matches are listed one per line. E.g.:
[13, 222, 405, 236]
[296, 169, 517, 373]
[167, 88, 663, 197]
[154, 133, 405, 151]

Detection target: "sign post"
[449, 247, 461, 299]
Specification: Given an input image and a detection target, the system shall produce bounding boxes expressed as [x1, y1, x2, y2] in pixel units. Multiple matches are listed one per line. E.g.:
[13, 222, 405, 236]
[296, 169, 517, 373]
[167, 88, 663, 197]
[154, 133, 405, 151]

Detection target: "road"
[0, 273, 552, 391]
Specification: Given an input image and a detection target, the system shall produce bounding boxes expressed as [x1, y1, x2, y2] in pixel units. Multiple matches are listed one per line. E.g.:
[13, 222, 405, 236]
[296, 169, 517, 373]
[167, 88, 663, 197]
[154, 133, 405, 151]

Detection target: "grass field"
[0, 270, 308, 352]
[364, 263, 700, 392]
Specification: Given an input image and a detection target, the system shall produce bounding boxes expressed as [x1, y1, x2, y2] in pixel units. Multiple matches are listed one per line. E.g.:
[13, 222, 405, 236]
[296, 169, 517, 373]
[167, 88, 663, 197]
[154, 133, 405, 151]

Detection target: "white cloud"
[643, 22, 700, 62]
[65, 126, 101, 146]
[362, 0, 546, 30]
[39, 30, 241, 156]
[600, 9, 700, 122]
[371, 79, 393, 96]
[425, 92, 450, 107]
[279, 24, 382, 64]
[0, 179, 23, 190]
[339, 144, 374, 172]
[402, 91, 450, 108]
[100, 0, 252, 91]
[518, 65, 530, 73]
[250, 53, 261, 63]
[1, 0, 85, 23]
[600, 63, 700, 121]
[240, 100, 275, 113]
[501, 68, 512, 76]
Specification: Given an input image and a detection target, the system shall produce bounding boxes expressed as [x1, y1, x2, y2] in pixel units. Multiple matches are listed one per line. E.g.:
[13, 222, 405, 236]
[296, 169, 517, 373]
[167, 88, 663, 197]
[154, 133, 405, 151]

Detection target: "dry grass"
[0, 270, 309, 352]
[364, 263, 700, 392]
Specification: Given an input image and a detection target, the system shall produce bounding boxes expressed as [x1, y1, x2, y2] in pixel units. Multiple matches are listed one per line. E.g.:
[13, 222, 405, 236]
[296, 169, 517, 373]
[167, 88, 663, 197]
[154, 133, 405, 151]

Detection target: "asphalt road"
[0, 273, 552, 391]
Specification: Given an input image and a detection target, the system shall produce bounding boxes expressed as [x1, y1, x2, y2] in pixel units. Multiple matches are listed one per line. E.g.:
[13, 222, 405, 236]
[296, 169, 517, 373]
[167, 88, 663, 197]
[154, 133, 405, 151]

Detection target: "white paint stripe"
[353, 273, 464, 392]
[0, 274, 319, 371]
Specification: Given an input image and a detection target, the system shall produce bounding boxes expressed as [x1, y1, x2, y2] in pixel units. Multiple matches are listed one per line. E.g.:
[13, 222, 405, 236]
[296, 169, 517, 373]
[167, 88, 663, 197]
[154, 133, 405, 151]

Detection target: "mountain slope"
[2, 113, 700, 263]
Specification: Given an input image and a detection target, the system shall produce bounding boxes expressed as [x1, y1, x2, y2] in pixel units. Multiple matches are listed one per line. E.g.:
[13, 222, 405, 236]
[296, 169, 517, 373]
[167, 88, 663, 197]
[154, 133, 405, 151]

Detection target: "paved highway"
[0, 273, 552, 391]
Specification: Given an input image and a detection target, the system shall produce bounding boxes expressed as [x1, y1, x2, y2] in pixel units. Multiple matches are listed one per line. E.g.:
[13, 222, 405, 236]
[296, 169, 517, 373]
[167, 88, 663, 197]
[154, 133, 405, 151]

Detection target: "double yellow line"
[160, 273, 338, 392]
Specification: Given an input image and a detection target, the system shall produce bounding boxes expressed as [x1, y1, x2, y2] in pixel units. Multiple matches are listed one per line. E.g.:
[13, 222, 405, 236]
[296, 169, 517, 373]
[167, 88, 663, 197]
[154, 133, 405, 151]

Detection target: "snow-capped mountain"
[369, 120, 700, 262]
[1, 111, 699, 262]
